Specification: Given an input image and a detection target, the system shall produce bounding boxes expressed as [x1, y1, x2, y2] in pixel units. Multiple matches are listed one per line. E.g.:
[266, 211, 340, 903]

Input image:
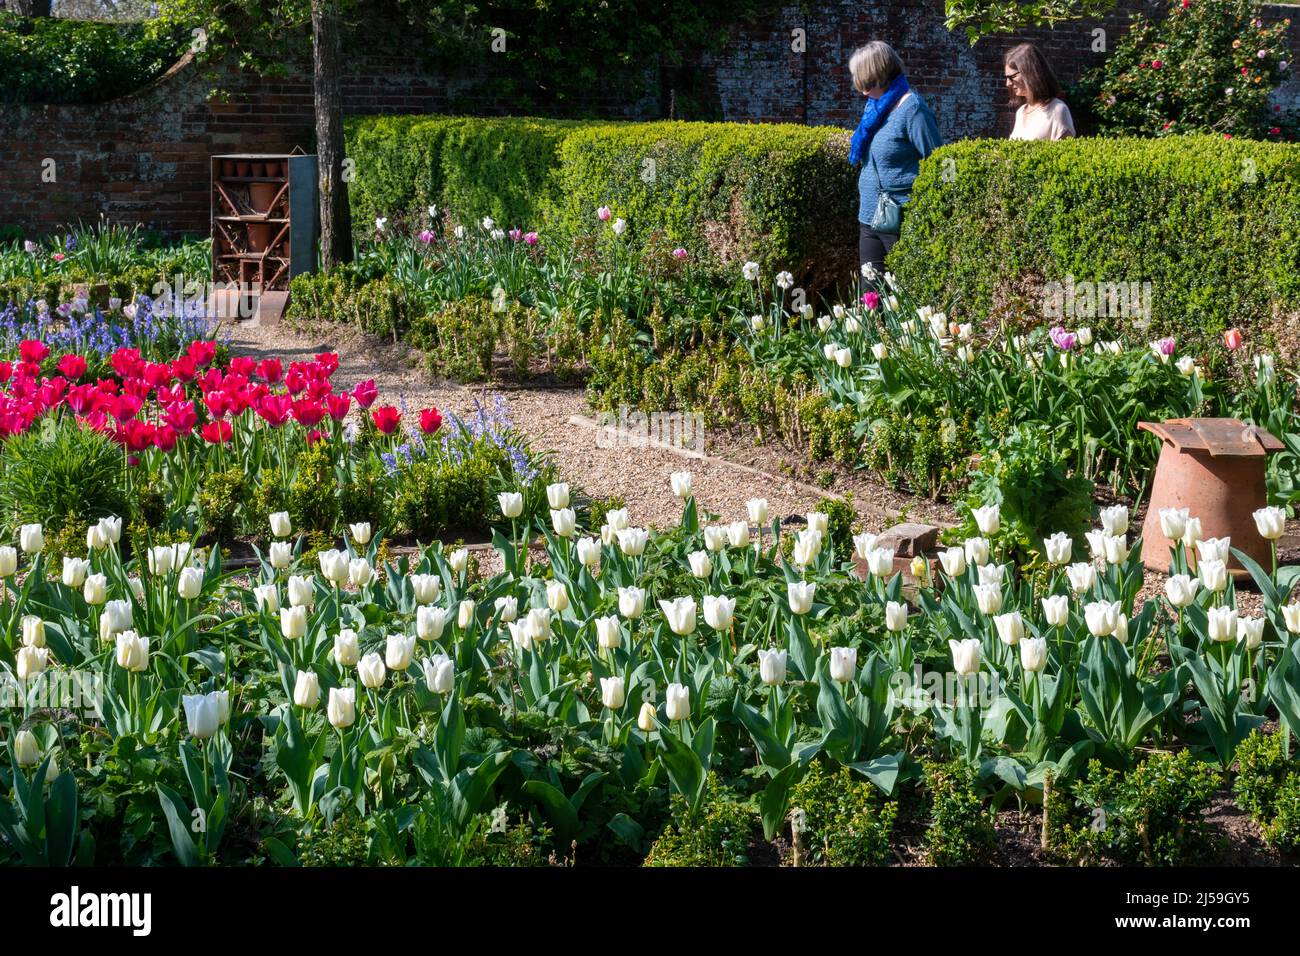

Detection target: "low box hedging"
[890, 135, 1300, 357]
[344, 115, 858, 286]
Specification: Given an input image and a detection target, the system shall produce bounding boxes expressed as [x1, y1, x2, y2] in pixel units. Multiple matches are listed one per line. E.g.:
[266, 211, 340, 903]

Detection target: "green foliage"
[943, 0, 1119, 44]
[392, 452, 497, 540]
[412, 297, 502, 383]
[1075, 0, 1295, 139]
[789, 761, 898, 866]
[345, 115, 857, 287]
[0, 418, 128, 534]
[643, 775, 755, 867]
[1265, 774, 1300, 853]
[957, 421, 1094, 568]
[892, 135, 1300, 358]
[286, 440, 341, 535]
[816, 495, 859, 566]
[861, 405, 976, 500]
[0, 12, 187, 105]
[1051, 752, 1221, 865]
[197, 467, 247, 542]
[922, 759, 997, 865]
[1232, 728, 1292, 821]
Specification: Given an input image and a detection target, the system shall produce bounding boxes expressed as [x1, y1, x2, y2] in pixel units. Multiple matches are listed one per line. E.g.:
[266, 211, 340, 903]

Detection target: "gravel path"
[223, 315, 946, 536]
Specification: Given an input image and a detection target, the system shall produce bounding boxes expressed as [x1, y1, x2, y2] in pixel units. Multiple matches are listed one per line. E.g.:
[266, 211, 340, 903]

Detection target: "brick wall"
[1, 0, 1295, 238]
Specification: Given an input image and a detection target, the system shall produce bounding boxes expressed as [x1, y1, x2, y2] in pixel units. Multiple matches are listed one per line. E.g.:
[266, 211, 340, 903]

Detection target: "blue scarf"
[848, 74, 910, 166]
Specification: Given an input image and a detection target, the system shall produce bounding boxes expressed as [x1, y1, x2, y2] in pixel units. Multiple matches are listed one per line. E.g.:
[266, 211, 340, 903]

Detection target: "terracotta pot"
[246, 223, 273, 253]
[249, 182, 279, 215]
[236, 161, 250, 177]
[265, 161, 281, 178]
[221, 160, 236, 177]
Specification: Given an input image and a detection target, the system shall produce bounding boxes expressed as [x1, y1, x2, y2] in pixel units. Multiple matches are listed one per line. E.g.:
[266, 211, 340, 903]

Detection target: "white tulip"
[499, 492, 525, 519]
[703, 595, 736, 631]
[600, 676, 626, 709]
[288, 574, 315, 608]
[618, 586, 646, 620]
[1198, 559, 1228, 593]
[0, 546, 16, 577]
[758, 648, 787, 685]
[885, 600, 909, 632]
[747, 498, 769, 525]
[963, 537, 990, 567]
[787, 581, 816, 616]
[447, 548, 469, 574]
[82, 573, 107, 606]
[348, 559, 373, 588]
[1280, 603, 1300, 635]
[1237, 615, 1265, 650]
[1066, 562, 1096, 595]
[385, 634, 417, 671]
[1020, 637, 1048, 672]
[318, 549, 349, 586]
[1099, 505, 1129, 536]
[1207, 606, 1238, 643]
[280, 605, 307, 640]
[852, 532, 877, 562]
[949, 638, 982, 677]
[13, 729, 39, 768]
[1102, 534, 1130, 565]
[423, 654, 455, 694]
[101, 599, 132, 637]
[148, 545, 174, 576]
[98, 516, 122, 544]
[19, 523, 44, 554]
[793, 531, 823, 569]
[294, 670, 320, 708]
[1043, 532, 1072, 565]
[409, 573, 441, 605]
[1084, 529, 1106, 561]
[806, 512, 829, 536]
[349, 522, 372, 545]
[327, 687, 356, 728]
[269, 511, 292, 538]
[1253, 507, 1286, 541]
[872, 342, 888, 361]
[358, 652, 387, 688]
[544, 581, 569, 614]
[1182, 517, 1204, 548]
[605, 508, 630, 532]
[15, 645, 48, 681]
[508, 621, 533, 652]
[688, 550, 713, 579]
[182, 693, 221, 739]
[830, 646, 857, 682]
[938, 547, 966, 577]
[866, 546, 895, 577]
[1196, 537, 1231, 564]
[617, 527, 648, 557]
[416, 606, 449, 641]
[21, 614, 44, 648]
[334, 629, 360, 667]
[977, 563, 1005, 586]
[1113, 613, 1129, 645]
[459, 599, 477, 629]
[665, 683, 691, 721]
[993, 611, 1024, 646]
[1159, 507, 1189, 541]
[524, 607, 551, 642]
[660, 597, 698, 636]
[178, 566, 204, 599]
[546, 482, 570, 509]
[269, 541, 293, 569]
[1042, 594, 1070, 627]
[1083, 601, 1121, 637]
[114, 631, 149, 672]
[974, 583, 1003, 616]
[576, 536, 601, 568]
[670, 471, 693, 499]
[494, 596, 518, 622]
[637, 701, 657, 733]
[972, 505, 1000, 535]
[728, 521, 751, 549]
[595, 615, 622, 649]
[1164, 574, 1199, 608]
[61, 556, 89, 589]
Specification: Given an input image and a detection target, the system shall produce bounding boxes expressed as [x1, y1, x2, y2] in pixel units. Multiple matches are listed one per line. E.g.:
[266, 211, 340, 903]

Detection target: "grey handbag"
[868, 149, 902, 235]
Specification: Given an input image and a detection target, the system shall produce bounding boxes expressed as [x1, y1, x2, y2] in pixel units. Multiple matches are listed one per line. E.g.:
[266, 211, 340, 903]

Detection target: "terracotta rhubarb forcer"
[1137, 418, 1284, 578]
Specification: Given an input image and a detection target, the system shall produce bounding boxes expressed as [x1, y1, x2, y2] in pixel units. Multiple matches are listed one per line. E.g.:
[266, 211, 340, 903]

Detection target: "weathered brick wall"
[1, 1, 1295, 238]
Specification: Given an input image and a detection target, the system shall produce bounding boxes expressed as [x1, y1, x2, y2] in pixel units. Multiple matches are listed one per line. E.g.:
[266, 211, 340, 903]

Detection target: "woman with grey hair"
[847, 41, 943, 274]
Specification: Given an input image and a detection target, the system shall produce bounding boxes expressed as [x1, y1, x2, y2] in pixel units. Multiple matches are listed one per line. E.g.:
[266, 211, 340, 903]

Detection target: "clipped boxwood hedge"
[344, 115, 858, 287]
[890, 135, 1300, 355]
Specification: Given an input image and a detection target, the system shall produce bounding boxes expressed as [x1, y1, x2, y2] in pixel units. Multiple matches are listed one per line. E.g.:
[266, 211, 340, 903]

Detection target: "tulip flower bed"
[3, 483, 1300, 866]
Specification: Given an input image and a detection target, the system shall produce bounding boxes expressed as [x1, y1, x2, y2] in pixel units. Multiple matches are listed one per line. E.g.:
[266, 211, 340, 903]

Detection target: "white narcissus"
[660, 597, 697, 636]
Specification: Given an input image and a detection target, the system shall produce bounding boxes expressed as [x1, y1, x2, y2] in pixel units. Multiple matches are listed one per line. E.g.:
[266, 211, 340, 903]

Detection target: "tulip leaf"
[1231, 547, 1279, 608]
[733, 695, 791, 768]
[450, 749, 512, 827]
[185, 646, 226, 677]
[759, 761, 805, 840]
[156, 783, 200, 867]
[657, 725, 706, 812]
[606, 812, 645, 850]
[847, 751, 903, 795]
[44, 770, 78, 867]
[522, 779, 581, 842]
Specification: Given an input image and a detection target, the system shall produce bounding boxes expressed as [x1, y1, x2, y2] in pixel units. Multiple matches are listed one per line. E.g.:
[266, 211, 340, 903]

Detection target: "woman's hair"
[1003, 43, 1063, 104]
[849, 41, 904, 94]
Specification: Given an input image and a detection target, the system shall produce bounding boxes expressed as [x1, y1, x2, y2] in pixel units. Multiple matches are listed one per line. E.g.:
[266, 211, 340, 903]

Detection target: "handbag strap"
[868, 91, 912, 198]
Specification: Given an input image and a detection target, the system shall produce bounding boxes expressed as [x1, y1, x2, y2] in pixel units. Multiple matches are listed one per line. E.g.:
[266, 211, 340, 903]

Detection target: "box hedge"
[344, 115, 858, 287]
[889, 135, 1300, 356]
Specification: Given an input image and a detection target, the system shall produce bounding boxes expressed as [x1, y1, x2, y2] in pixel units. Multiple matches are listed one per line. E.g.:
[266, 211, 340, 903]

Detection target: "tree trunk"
[9, 0, 54, 16]
[311, 0, 352, 269]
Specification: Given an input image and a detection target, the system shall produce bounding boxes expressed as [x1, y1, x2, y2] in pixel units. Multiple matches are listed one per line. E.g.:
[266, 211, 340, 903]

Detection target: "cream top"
[1010, 98, 1076, 141]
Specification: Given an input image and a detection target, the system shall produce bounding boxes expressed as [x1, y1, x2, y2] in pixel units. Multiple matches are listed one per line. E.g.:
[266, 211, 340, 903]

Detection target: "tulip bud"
[703, 595, 736, 631]
[787, 581, 816, 616]
[830, 646, 857, 683]
[319, 549, 349, 586]
[0, 546, 16, 577]
[492, 596, 517, 623]
[670, 471, 693, 499]
[1043, 532, 1072, 565]
[546, 482, 570, 509]
[793, 531, 823, 569]
[358, 652, 387, 688]
[1207, 606, 1238, 643]
[328, 687, 356, 728]
[938, 547, 966, 577]
[62, 557, 89, 588]
[294, 670, 320, 708]
[660, 596, 698, 635]
[349, 522, 372, 545]
[963, 537, 989, 567]
[605, 508, 631, 532]
[1020, 637, 1048, 672]
[949, 638, 982, 677]
[385, 634, 416, 671]
[758, 648, 787, 685]
[21, 615, 45, 648]
[409, 573, 441, 604]
[177, 566, 204, 599]
[496, 489, 522, 520]
[1042, 594, 1069, 627]
[14, 729, 40, 768]
[83, 573, 107, 606]
[508, 621, 533, 652]
[270, 511, 293, 537]
[269, 541, 293, 569]
[459, 599, 476, 629]
[19, 523, 44, 555]
[747, 498, 769, 525]
[600, 676, 626, 710]
[416, 605, 449, 642]
[182, 693, 221, 739]
[993, 611, 1024, 646]
[885, 600, 909, 632]
[665, 683, 690, 720]
[334, 629, 360, 666]
[637, 701, 657, 733]
[618, 586, 645, 620]
[280, 605, 307, 640]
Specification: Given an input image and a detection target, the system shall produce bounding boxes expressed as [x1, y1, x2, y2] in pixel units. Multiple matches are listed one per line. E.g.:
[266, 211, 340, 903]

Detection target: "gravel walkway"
[223, 315, 946, 536]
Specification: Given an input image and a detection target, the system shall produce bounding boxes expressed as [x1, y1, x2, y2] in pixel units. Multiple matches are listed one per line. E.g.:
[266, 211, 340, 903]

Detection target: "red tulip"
[111, 394, 144, 422]
[111, 348, 142, 379]
[19, 340, 49, 364]
[57, 354, 87, 379]
[201, 420, 233, 444]
[315, 352, 340, 376]
[326, 393, 351, 421]
[229, 356, 257, 377]
[371, 405, 401, 434]
[170, 355, 198, 383]
[154, 425, 178, 452]
[256, 394, 293, 427]
[0, 362, 11, 383]
[353, 379, 378, 409]
[164, 401, 199, 434]
[419, 407, 443, 434]
[292, 398, 326, 428]
[257, 359, 282, 384]
[187, 340, 217, 366]
[205, 391, 231, 419]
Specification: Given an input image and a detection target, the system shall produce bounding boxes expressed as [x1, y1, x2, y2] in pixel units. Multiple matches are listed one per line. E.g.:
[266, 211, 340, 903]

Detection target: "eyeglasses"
[1004, 70, 1021, 82]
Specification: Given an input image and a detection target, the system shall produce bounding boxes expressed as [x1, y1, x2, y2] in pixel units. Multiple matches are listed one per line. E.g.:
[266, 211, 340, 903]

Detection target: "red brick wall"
[1, 1, 1295, 239]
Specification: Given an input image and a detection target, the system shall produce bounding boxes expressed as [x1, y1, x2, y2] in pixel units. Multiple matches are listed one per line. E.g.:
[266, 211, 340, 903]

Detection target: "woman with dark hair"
[1004, 43, 1075, 140]
[846, 40, 943, 274]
